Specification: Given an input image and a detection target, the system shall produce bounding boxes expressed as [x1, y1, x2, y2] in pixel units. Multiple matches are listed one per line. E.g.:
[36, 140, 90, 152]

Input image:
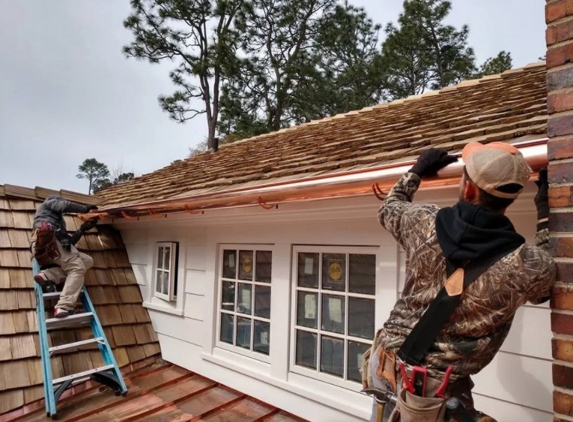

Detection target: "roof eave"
[90, 138, 548, 221]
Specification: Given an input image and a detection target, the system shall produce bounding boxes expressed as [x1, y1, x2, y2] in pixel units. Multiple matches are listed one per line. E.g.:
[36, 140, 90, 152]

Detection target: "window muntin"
[293, 249, 376, 384]
[219, 248, 272, 357]
[154, 242, 178, 301]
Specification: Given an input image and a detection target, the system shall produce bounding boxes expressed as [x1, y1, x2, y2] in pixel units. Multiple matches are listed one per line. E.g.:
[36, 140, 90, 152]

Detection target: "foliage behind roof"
[97, 62, 547, 207]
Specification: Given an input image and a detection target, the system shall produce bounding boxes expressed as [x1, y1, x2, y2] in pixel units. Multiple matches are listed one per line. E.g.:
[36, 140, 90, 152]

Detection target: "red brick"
[549, 185, 573, 207]
[547, 41, 573, 68]
[552, 237, 573, 258]
[549, 89, 573, 113]
[550, 212, 573, 231]
[548, 113, 573, 137]
[554, 363, 573, 389]
[548, 65, 573, 90]
[553, 338, 573, 361]
[556, 261, 573, 281]
[549, 161, 573, 183]
[549, 137, 573, 160]
[554, 390, 573, 416]
[552, 312, 573, 335]
[547, 18, 573, 45]
[552, 285, 573, 310]
[547, 0, 573, 24]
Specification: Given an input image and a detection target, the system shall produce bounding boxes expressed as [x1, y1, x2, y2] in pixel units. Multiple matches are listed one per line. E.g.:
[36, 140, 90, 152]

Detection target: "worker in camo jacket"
[362, 143, 555, 422]
[31, 195, 98, 318]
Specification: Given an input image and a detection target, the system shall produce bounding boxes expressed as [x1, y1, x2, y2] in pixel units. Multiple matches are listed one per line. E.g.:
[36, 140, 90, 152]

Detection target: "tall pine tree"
[381, 0, 476, 99]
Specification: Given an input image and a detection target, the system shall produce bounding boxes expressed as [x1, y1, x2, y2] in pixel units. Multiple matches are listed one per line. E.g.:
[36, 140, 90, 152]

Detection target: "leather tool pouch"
[388, 389, 446, 422]
[33, 229, 60, 268]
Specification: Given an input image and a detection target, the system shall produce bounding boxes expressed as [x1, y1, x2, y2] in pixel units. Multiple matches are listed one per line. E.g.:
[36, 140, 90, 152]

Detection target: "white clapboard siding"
[185, 269, 208, 295]
[184, 293, 204, 321]
[473, 392, 552, 422]
[124, 243, 148, 265]
[472, 350, 553, 413]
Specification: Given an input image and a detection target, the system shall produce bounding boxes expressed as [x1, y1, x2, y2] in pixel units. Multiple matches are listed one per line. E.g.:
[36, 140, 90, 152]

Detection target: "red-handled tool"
[398, 362, 415, 394]
[435, 365, 454, 398]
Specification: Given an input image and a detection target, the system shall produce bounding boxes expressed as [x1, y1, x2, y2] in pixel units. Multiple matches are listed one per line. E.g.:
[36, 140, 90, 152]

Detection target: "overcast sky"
[0, 0, 546, 194]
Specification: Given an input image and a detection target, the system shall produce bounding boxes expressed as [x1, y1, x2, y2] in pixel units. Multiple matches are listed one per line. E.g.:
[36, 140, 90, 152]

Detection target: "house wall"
[116, 183, 552, 422]
[545, 1, 573, 420]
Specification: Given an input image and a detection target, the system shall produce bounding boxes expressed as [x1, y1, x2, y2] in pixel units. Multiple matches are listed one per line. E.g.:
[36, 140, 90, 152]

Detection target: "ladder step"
[46, 312, 93, 330]
[49, 337, 104, 355]
[43, 292, 61, 300]
[52, 364, 115, 386]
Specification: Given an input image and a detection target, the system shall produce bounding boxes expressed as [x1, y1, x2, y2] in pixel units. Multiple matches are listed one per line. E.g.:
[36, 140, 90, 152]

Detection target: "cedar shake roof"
[97, 62, 547, 208]
[0, 185, 160, 416]
[2, 358, 307, 422]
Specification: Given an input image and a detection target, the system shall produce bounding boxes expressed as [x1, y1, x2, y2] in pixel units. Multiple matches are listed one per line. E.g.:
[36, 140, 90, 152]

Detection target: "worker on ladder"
[362, 143, 556, 422]
[31, 195, 98, 318]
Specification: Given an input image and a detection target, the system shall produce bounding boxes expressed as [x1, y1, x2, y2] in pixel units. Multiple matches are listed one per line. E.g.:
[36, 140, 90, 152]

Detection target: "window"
[218, 247, 272, 358]
[154, 242, 179, 301]
[292, 248, 376, 384]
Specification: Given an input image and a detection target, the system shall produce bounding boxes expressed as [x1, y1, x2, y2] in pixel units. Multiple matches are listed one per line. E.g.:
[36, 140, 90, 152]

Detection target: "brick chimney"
[546, 0, 573, 420]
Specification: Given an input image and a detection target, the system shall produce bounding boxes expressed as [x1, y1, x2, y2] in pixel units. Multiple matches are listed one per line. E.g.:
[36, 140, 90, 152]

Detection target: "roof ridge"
[216, 61, 547, 147]
[0, 183, 101, 205]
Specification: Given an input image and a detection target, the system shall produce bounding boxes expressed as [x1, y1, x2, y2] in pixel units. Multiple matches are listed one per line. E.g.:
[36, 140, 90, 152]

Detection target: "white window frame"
[215, 244, 273, 363]
[290, 245, 377, 390]
[154, 242, 178, 302]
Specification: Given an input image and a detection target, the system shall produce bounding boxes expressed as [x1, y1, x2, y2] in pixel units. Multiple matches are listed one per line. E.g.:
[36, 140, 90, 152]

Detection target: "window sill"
[143, 301, 184, 317]
[201, 350, 370, 420]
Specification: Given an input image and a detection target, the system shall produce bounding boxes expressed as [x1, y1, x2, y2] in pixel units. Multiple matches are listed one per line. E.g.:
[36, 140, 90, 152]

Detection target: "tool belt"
[367, 348, 486, 422]
[31, 225, 60, 268]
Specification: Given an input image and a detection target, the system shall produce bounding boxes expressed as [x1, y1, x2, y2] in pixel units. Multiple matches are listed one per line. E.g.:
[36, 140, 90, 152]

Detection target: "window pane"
[321, 294, 345, 334]
[223, 250, 237, 279]
[349, 254, 376, 295]
[254, 285, 271, 319]
[296, 291, 317, 329]
[255, 251, 272, 283]
[296, 330, 317, 369]
[155, 270, 162, 293]
[163, 246, 171, 271]
[321, 335, 344, 378]
[322, 254, 346, 292]
[220, 313, 234, 344]
[163, 271, 170, 295]
[239, 250, 254, 281]
[236, 317, 252, 349]
[347, 341, 370, 382]
[221, 281, 235, 311]
[348, 298, 375, 340]
[297, 253, 318, 288]
[157, 247, 164, 269]
[254, 320, 270, 355]
[237, 283, 252, 315]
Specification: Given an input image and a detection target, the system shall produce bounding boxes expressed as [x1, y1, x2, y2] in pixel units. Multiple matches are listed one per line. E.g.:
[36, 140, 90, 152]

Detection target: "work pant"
[39, 239, 94, 311]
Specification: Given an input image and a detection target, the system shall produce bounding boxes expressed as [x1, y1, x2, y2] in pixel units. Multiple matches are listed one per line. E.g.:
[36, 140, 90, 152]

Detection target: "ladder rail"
[32, 260, 56, 416]
[80, 288, 128, 394]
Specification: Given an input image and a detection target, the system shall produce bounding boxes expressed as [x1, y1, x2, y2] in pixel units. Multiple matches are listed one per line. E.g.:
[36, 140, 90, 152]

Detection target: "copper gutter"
[93, 139, 548, 220]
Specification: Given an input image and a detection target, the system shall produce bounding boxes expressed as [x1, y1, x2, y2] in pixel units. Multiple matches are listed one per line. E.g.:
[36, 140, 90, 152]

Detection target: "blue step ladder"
[33, 260, 128, 418]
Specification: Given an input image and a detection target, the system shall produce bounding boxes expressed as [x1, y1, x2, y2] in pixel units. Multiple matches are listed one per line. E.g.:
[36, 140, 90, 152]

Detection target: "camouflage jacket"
[373, 172, 555, 380]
